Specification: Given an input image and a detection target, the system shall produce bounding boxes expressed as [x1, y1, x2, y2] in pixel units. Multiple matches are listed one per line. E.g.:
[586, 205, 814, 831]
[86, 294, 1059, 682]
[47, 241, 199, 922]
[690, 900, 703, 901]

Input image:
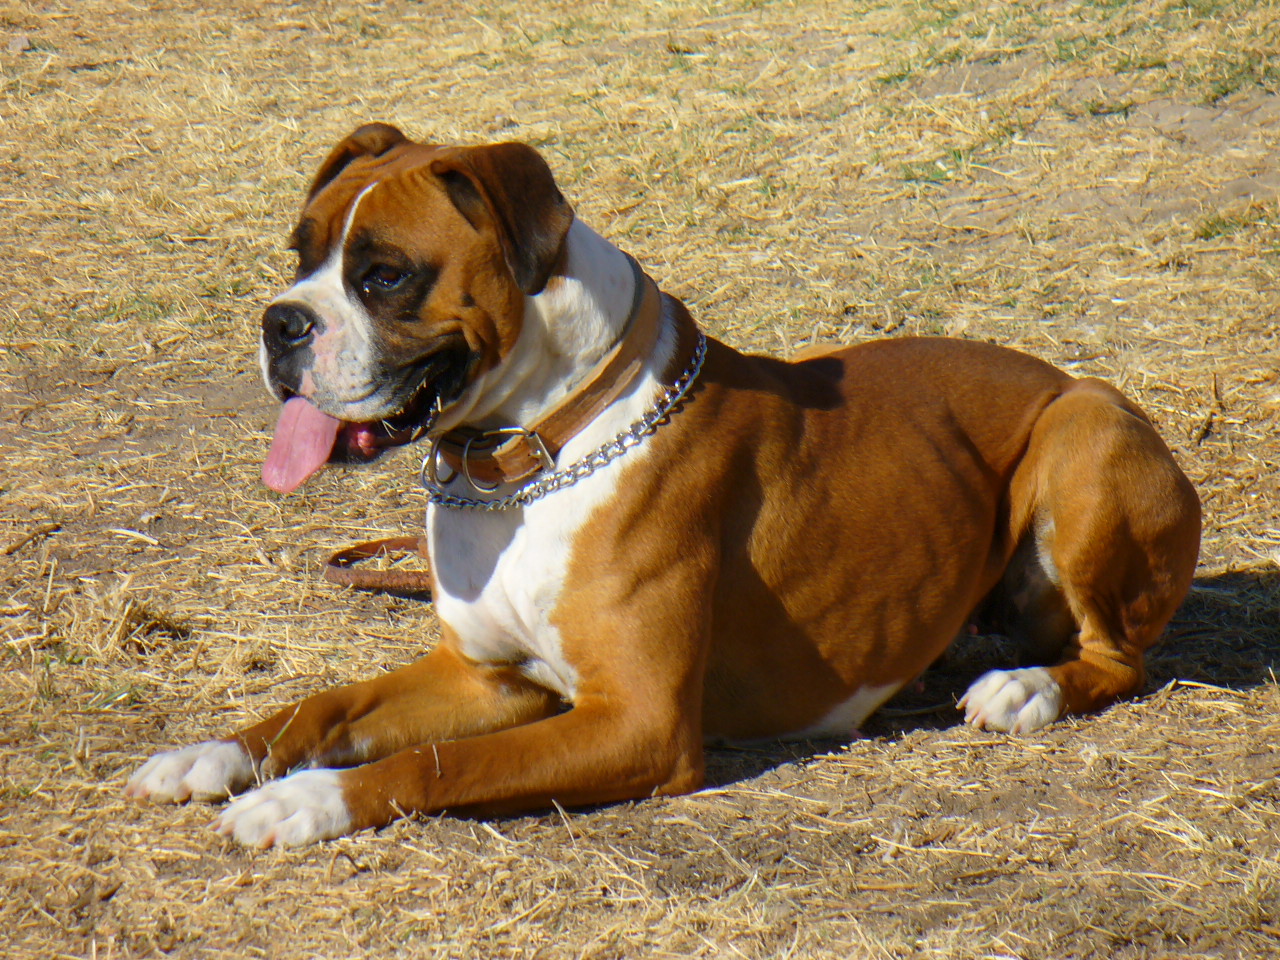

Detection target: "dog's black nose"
[263, 302, 317, 349]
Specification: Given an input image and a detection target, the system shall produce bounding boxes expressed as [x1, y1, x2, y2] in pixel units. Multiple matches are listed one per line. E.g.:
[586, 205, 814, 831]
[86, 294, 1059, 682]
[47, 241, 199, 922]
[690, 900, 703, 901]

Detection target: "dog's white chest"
[424, 288, 676, 702]
[428, 502, 576, 696]
[426, 430, 654, 701]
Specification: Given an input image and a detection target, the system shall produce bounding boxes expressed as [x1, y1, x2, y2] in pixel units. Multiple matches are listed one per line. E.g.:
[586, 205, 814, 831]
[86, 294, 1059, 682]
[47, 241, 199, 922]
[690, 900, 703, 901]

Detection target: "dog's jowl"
[126, 124, 1201, 847]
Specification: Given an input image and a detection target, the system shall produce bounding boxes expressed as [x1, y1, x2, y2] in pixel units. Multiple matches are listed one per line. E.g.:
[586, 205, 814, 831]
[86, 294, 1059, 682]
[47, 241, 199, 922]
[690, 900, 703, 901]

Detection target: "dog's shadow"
[701, 565, 1280, 788]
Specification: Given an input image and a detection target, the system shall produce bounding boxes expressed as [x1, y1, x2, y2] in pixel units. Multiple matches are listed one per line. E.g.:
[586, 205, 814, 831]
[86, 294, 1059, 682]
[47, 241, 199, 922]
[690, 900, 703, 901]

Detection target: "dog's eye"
[362, 265, 407, 294]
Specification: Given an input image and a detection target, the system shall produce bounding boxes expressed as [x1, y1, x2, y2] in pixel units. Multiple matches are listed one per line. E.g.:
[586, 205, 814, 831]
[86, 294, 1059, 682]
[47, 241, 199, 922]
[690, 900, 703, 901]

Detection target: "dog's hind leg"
[960, 380, 1200, 733]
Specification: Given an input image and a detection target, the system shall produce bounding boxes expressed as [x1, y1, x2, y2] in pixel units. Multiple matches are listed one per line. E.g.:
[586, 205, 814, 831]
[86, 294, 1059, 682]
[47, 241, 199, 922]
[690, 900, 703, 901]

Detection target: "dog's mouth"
[262, 345, 470, 494]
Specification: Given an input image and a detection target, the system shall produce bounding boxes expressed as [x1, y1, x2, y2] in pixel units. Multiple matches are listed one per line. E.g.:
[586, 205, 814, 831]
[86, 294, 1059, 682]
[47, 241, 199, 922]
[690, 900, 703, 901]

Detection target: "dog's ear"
[307, 123, 407, 201]
[429, 143, 574, 295]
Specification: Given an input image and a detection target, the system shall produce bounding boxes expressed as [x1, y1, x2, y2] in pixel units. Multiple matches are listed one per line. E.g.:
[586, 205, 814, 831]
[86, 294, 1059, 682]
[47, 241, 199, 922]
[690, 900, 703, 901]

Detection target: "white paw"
[958, 667, 1063, 734]
[125, 740, 255, 803]
[213, 769, 352, 847]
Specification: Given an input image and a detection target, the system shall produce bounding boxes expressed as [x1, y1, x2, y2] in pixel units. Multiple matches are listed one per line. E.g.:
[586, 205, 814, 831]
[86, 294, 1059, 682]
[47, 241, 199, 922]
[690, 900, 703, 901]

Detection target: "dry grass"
[2, 0, 1279, 956]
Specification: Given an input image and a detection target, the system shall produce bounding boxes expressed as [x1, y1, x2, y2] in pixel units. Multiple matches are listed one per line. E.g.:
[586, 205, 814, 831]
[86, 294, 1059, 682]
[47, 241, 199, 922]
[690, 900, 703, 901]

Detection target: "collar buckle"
[422, 425, 556, 494]
[461, 427, 553, 492]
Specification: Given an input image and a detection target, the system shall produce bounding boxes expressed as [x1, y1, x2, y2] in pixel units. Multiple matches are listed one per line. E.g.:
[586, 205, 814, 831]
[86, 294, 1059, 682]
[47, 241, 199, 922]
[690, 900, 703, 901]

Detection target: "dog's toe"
[125, 741, 254, 803]
[213, 770, 352, 847]
[958, 667, 1063, 733]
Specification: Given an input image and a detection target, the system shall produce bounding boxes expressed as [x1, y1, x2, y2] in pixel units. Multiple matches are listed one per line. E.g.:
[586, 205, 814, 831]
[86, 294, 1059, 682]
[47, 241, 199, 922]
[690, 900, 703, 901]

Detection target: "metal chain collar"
[419, 329, 707, 511]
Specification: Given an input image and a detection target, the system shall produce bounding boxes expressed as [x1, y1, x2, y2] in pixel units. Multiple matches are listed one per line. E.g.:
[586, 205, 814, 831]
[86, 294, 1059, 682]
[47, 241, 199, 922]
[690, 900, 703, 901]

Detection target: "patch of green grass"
[1194, 204, 1276, 241]
[900, 159, 952, 184]
[36, 655, 58, 702]
[876, 64, 914, 86]
[86, 684, 142, 709]
[755, 174, 779, 198]
[90, 292, 174, 326]
[1113, 51, 1169, 74]
[1085, 98, 1135, 117]
[909, 307, 949, 336]
[1200, 52, 1280, 102]
[339, 13, 385, 39]
[1166, 0, 1232, 17]
[913, 261, 952, 290]
[927, 1, 966, 25]
[201, 277, 253, 300]
[876, 43, 966, 86]
[1053, 35, 1101, 63]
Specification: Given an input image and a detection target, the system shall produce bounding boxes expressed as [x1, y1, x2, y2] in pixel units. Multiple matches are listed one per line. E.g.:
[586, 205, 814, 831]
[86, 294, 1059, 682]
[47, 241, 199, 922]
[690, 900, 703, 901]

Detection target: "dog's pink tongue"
[262, 397, 342, 493]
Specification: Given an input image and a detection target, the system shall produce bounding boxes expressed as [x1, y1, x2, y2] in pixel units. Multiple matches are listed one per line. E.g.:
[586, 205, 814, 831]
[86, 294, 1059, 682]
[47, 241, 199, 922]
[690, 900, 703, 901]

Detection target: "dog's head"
[259, 124, 574, 493]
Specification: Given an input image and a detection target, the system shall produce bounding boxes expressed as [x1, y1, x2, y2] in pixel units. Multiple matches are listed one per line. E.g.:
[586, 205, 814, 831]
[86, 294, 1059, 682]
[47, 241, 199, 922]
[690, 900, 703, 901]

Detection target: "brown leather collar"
[431, 255, 668, 490]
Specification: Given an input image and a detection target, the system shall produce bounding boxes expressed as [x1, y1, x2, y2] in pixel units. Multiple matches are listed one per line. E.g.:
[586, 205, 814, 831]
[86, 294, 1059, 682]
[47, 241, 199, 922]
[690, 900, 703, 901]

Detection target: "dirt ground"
[2, 1, 1279, 957]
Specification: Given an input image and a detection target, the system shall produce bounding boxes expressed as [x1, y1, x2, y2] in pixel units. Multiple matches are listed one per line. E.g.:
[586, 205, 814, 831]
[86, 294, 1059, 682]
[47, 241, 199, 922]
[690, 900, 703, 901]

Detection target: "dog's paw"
[958, 667, 1063, 734]
[213, 770, 352, 847]
[125, 740, 255, 803]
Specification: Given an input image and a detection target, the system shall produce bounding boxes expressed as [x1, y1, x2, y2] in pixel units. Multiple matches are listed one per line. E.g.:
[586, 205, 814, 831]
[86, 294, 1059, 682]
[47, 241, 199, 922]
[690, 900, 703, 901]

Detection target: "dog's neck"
[437, 219, 642, 432]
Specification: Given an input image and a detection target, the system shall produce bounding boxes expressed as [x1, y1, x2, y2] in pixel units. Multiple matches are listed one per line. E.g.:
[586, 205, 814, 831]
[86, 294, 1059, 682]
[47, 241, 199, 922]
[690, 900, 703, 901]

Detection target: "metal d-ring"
[460, 433, 503, 493]
[420, 433, 458, 489]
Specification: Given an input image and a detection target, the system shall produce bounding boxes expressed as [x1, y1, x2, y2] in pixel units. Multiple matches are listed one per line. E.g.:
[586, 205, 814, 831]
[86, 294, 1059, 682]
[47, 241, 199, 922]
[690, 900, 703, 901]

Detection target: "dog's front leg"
[125, 639, 561, 805]
[214, 682, 706, 847]
[213, 581, 716, 846]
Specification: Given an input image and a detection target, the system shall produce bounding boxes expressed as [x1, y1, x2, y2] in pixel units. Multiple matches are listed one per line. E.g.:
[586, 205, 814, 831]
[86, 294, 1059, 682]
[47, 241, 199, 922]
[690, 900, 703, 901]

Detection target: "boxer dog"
[126, 124, 1201, 846]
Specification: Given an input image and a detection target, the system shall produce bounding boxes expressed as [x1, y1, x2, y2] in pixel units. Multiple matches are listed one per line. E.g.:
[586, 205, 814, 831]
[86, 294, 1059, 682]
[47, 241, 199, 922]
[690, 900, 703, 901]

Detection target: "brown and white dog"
[126, 124, 1201, 847]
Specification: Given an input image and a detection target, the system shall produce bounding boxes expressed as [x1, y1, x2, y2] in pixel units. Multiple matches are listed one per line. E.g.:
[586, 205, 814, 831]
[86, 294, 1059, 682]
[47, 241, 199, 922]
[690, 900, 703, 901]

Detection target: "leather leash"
[323, 536, 433, 594]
